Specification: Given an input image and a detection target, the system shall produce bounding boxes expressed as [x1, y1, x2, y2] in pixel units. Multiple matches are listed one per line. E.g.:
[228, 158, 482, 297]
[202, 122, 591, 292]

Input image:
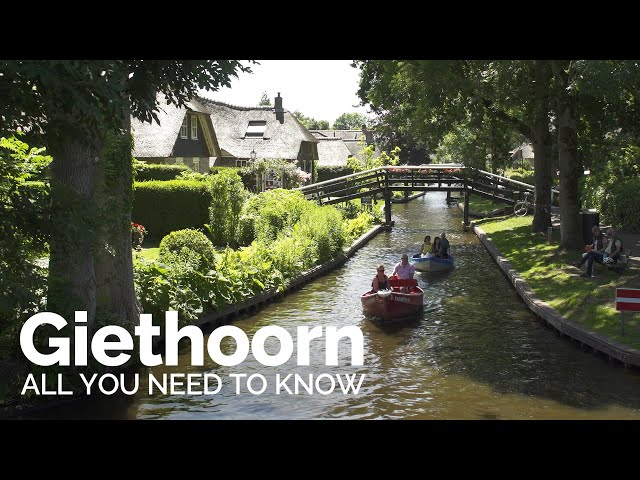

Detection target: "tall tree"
[293, 111, 329, 130]
[0, 60, 252, 329]
[355, 60, 554, 231]
[333, 112, 369, 130]
[552, 60, 582, 248]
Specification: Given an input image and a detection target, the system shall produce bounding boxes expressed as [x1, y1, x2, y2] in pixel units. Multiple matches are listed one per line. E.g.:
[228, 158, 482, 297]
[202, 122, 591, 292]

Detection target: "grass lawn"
[476, 215, 640, 348]
[467, 194, 503, 215]
[133, 247, 159, 262]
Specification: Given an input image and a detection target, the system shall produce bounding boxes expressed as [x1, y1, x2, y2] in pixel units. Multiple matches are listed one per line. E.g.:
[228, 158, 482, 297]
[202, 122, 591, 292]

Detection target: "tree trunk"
[552, 60, 582, 249]
[47, 140, 100, 326]
[532, 60, 553, 233]
[94, 116, 140, 329]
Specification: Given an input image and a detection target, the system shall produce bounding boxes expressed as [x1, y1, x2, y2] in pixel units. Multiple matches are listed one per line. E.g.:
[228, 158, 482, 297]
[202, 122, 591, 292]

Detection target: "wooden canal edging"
[472, 222, 640, 368]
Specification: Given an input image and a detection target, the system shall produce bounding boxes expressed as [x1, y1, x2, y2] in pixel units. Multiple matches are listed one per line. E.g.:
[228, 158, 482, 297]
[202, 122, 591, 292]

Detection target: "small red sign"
[616, 288, 640, 312]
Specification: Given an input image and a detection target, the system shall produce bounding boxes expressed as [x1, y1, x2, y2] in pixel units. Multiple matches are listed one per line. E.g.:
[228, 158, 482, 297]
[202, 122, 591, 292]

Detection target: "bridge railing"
[296, 164, 469, 204]
[469, 168, 560, 206]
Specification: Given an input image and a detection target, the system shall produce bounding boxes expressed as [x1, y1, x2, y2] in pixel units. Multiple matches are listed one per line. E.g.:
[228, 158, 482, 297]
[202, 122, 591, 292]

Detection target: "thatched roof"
[131, 98, 219, 158]
[316, 138, 352, 166]
[510, 143, 535, 159]
[311, 129, 364, 141]
[198, 97, 317, 160]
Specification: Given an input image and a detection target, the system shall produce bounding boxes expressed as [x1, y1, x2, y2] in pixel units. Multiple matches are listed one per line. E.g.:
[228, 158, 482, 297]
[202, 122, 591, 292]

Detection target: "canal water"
[33, 192, 640, 419]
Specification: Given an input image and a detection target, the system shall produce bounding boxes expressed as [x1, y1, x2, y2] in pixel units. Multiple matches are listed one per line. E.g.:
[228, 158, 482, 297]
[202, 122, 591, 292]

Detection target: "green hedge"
[317, 165, 354, 183]
[602, 177, 640, 232]
[134, 162, 190, 181]
[132, 180, 211, 239]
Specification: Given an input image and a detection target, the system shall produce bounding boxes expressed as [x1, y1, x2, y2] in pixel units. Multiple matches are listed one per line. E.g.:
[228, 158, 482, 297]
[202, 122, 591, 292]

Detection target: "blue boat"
[411, 253, 455, 272]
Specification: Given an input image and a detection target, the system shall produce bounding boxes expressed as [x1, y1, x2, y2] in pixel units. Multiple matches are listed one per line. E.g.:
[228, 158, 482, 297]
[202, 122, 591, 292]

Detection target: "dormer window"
[191, 115, 198, 140]
[180, 117, 188, 139]
[246, 121, 267, 137]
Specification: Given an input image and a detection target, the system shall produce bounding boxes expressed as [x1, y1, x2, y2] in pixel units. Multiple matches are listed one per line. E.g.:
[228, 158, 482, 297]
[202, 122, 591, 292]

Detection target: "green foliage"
[334, 200, 362, 220]
[505, 167, 535, 185]
[207, 168, 248, 246]
[600, 178, 640, 231]
[238, 189, 311, 245]
[133, 193, 372, 324]
[210, 166, 255, 191]
[583, 144, 640, 230]
[297, 206, 345, 264]
[347, 156, 363, 173]
[133, 180, 211, 239]
[293, 111, 330, 130]
[316, 165, 355, 182]
[0, 135, 52, 361]
[133, 161, 190, 181]
[159, 229, 216, 268]
[344, 211, 375, 243]
[333, 112, 369, 130]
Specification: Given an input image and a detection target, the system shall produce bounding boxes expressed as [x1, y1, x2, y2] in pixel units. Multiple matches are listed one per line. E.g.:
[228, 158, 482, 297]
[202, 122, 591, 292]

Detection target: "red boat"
[361, 277, 424, 321]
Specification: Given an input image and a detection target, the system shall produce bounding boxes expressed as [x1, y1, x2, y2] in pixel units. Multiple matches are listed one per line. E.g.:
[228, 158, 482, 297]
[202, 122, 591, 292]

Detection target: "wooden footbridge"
[295, 164, 557, 228]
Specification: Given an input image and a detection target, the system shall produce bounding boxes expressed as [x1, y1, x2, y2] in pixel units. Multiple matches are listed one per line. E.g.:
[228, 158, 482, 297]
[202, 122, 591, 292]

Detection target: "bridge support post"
[384, 189, 392, 225]
[463, 190, 470, 231]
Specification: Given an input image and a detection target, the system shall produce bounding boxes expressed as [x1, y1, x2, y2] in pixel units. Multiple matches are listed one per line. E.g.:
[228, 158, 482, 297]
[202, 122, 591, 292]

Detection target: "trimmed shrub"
[159, 229, 216, 268]
[317, 165, 355, 183]
[134, 162, 190, 181]
[133, 180, 211, 239]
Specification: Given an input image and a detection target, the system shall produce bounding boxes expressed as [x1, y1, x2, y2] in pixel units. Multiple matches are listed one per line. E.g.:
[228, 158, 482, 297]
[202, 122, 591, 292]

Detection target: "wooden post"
[384, 170, 392, 224]
[464, 190, 470, 228]
[621, 311, 625, 336]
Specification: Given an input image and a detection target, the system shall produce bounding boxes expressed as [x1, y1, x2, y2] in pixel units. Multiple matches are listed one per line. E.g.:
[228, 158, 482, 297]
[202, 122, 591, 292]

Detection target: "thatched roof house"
[315, 137, 352, 166]
[311, 127, 381, 166]
[510, 143, 535, 168]
[198, 93, 319, 179]
[131, 97, 221, 173]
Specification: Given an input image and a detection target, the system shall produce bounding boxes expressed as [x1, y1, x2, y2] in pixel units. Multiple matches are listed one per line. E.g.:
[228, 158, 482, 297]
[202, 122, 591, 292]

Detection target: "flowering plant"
[295, 168, 312, 184]
[131, 222, 147, 236]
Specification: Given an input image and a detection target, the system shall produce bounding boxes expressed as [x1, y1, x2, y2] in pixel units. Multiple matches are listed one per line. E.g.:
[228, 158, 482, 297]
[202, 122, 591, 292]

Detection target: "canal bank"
[472, 217, 640, 367]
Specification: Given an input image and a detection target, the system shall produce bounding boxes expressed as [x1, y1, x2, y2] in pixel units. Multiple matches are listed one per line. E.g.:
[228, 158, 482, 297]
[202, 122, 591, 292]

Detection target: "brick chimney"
[274, 92, 284, 123]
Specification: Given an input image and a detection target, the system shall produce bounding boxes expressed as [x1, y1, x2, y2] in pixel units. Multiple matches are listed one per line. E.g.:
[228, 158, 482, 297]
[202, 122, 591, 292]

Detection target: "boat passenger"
[371, 264, 389, 293]
[432, 236, 441, 255]
[420, 235, 432, 257]
[435, 232, 450, 258]
[392, 254, 416, 280]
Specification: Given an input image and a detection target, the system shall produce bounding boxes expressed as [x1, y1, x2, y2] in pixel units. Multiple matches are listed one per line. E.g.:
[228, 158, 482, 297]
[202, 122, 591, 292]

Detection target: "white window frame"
[236, 159, 247, 168]
[180, 117, 188, 139]
[191, 115, 198, 140]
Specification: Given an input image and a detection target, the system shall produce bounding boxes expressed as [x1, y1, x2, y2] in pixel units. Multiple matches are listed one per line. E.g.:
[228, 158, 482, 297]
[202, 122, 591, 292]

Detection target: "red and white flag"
[616, 288, 640, 312]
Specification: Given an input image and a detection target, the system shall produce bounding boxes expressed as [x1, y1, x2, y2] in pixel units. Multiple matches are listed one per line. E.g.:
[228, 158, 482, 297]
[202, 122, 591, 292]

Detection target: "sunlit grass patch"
[478, 215, 640, 348]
